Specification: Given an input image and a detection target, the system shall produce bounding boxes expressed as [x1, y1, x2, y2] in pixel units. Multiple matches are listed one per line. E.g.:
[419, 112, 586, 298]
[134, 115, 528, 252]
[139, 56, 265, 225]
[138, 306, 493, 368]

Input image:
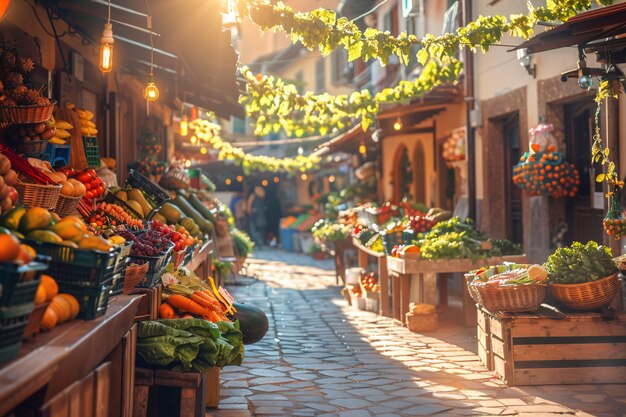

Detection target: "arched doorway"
[392, 145, 413, 202]
[413, 141, 426, 204]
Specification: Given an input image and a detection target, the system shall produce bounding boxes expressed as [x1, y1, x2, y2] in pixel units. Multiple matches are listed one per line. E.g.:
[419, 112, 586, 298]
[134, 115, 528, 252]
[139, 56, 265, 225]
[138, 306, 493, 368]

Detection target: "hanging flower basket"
[513, 151, 580, 198]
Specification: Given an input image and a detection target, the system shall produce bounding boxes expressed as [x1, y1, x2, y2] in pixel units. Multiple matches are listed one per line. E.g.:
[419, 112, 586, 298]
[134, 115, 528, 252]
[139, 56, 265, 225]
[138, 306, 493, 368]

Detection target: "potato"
[0, 156, 10, 175]
[3, 169, 17, 186]
[34, 123, 46, 134]
[41, 128, 56, 140]
[0, 196, 12, 211]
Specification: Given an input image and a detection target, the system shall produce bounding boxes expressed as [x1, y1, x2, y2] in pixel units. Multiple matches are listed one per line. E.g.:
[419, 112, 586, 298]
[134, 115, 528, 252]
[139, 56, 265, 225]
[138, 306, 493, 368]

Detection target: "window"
[315, 59, 325, 93]
[442, 1, 459, 34]
[331, 49, 348, 85]
[295, 70, 304, 94]
[232, 117, 246, 135]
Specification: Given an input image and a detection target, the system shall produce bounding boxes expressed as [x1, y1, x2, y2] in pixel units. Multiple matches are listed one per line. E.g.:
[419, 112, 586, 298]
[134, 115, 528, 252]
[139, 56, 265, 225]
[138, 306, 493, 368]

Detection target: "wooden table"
[387, 255, 528, 326]
[353, 238, 391, 317]
[0, 295, 141, 417]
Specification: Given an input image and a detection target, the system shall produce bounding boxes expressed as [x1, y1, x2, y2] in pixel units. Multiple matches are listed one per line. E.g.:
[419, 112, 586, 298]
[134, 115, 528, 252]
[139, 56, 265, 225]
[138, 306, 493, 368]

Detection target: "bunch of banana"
[50, 118, 73, 145]
[65, 102, 98, 136]
[108, 235, 126, 246]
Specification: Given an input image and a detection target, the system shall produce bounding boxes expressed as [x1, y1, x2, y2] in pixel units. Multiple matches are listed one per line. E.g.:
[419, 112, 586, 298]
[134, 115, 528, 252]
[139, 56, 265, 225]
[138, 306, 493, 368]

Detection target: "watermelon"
[229, 303, 268, 345]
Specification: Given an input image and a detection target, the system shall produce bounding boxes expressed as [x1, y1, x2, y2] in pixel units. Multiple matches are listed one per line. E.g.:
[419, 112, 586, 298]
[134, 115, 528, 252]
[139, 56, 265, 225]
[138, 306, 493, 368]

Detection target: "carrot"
[159, 303, 175, 319]
[191, 292, 215, 309]
[167, 294, 211, 317]
[205, 310, 219, 322]
[181, 314, 194, 319]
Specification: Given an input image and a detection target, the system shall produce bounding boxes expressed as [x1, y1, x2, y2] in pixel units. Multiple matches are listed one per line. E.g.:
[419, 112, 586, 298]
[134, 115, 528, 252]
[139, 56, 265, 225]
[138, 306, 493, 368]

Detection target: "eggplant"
[229, 302, 268, 345]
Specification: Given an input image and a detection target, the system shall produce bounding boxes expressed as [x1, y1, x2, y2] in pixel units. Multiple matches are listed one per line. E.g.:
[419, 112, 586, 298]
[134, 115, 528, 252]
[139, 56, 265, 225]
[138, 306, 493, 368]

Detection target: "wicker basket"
[0, 101, 56, 124]
[14, 140, 48, 156]
[54, 194, 81, 217]
[474, 283, 546, 313]
[123, 262, 149, 294]
[406, 312, 438, 332]
[14, 181, 61, 210]
[550, 273, 620, 311]
[464, 272, 481, 303]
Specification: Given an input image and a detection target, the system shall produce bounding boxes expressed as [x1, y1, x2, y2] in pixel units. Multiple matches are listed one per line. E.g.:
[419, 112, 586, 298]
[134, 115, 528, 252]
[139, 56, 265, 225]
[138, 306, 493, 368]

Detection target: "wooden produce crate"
[476, 307, 494, 371]
[479, 306, 626, 385]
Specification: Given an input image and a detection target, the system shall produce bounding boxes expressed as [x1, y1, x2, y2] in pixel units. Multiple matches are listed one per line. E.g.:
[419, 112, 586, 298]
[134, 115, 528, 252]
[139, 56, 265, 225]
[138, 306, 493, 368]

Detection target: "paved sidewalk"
[208, 249, 626, 417]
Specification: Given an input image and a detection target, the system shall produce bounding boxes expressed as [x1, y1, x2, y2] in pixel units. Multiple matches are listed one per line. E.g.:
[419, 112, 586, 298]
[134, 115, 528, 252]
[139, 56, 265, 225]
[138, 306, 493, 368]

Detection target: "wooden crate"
[480, 306, 626, 385]
[476, 308, 493, 371]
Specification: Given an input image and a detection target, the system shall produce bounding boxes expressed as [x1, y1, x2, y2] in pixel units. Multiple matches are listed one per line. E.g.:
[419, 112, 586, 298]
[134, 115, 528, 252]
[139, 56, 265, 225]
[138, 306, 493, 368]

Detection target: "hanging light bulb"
[359, 143, 367, 155]
[236, 175, 243, 182]
[393, 117, 403, 131]
[184, 160, 191, 167]
[144, 74, 159, 101]
[298, 147, 304, 155]
[262, 179, 269, 187]
[300, 173, 308, 181]
[200, 147, 207, 155]
[180, 114, 188, 136]
[273, 176, 280, 183]
[328, 175, 336, 183]
[144, 14, 159, 102]
[225, 178, 232, 185]
[98, 0, 114, 72]
[190, 135, 197, 144]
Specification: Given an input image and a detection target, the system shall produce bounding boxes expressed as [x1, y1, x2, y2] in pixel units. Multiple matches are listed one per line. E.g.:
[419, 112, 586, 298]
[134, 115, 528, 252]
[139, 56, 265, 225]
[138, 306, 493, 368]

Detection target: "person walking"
[229, 191, 247, 230]
[247, 186, 267, 246]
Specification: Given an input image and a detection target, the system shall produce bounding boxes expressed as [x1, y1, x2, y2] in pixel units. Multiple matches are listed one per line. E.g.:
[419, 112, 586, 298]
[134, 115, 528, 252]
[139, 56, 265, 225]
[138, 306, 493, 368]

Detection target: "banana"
[55, 120, 73, 130]
[49, 137, 66, 145]
[84, 110, 94, 120]
[55, 129, 71, 139]
[79, 119, 96, 128]
[76, 109, 88, 119]
[65, 102, 76, 110]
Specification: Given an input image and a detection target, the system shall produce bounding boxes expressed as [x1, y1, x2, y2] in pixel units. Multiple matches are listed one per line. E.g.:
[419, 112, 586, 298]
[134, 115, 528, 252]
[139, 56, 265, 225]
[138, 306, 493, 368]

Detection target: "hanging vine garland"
[188, 119, 320, 174]
[236, 0, 611, 137]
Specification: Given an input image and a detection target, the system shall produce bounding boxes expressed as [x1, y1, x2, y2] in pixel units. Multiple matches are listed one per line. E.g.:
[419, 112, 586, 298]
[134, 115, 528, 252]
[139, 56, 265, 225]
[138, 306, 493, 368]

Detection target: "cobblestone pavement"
[207, 249, 626, 417]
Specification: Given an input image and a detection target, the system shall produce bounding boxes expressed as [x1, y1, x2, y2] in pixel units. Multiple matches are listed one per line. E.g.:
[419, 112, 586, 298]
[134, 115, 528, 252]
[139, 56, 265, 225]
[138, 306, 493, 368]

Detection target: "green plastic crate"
[82, 136, 101, 168]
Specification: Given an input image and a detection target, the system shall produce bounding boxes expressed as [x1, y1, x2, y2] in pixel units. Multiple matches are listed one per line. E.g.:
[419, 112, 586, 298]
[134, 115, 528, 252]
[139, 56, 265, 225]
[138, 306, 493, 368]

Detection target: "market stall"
[352, 237, 391, 317]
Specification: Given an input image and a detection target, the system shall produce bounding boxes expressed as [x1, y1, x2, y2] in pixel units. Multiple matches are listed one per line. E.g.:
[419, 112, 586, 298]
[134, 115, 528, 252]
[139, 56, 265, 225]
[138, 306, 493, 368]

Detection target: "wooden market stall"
[387, 254, 528, 326]
[352, 238, 391, 317]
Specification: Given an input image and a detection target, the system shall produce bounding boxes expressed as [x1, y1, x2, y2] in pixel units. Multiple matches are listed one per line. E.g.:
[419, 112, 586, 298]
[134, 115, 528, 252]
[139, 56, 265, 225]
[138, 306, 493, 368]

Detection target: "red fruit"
[76, 172, 92, 183]
[86, 191, 94, 199]
[8, 186, 18, 203]
[171, 232, 182, 242]
[85, 168, 97, 178]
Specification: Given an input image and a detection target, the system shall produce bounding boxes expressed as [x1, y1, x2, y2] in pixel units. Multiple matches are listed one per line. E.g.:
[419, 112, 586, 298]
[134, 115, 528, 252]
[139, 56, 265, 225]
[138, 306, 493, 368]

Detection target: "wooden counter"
[387, 254, 528, 325]
[352, 238, 390, 317]
[0, 295, 141, 417]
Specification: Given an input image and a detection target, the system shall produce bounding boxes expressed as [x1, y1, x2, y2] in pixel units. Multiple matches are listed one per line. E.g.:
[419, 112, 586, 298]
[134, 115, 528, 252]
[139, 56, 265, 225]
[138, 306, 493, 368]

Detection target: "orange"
[58, 293, 80, 319]
[16, 244, 35, 264]
[399, 245, 420, 255]
[41, 307, 58, 331]
[0, 233, 21, 262]
[34, 284, 46, 305]
[50, 295, 72, 323]
[40, 275, 58, 302]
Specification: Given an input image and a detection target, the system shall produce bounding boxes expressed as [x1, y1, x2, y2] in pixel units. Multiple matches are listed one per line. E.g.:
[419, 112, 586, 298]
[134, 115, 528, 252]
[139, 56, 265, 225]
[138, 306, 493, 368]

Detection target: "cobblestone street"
[209, 250, 626, 417]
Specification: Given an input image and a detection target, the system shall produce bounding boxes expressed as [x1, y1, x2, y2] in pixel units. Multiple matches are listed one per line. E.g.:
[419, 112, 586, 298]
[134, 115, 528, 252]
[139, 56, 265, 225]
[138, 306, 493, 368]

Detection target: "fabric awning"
[43, 0, 244, 118]
[510, 2, 626, 57]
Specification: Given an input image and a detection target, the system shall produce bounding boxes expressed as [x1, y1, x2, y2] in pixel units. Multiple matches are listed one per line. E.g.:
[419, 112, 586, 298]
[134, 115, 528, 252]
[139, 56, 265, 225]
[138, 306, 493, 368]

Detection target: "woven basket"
[0, 101, 56, 124]
[123, 262, 149, 294]
[14, 140, 48, 156]
[54, 194, 81, 217]
[474, 283, 546, 313]
[14, 181, 61, 210]
[406, 312, 438, 332]
[464, 272, 481, 303]
[550, 273, 620, 311]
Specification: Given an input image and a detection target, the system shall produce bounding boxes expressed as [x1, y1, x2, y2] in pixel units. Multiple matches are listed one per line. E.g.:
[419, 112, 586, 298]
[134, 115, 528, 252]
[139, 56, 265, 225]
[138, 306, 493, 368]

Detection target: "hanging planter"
[603, 194, 626, 239]
[512, 123, 580, 198]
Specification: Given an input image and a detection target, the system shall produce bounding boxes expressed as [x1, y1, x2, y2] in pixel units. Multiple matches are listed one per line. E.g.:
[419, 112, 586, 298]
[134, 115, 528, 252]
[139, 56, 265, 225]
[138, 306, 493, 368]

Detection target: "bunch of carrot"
[159, 289, 230, 322]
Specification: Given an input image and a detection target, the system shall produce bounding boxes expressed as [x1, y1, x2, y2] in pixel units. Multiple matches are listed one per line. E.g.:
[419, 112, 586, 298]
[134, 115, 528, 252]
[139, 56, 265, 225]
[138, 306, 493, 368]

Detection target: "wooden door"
[563, 100, 603, 244]
[503, 114, 523, 244]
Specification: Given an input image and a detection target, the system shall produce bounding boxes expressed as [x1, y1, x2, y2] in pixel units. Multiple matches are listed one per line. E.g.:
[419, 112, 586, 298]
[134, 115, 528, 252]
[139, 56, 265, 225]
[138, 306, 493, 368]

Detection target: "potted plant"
[307, 243, 326, 260]
[544, 241, 620, 310]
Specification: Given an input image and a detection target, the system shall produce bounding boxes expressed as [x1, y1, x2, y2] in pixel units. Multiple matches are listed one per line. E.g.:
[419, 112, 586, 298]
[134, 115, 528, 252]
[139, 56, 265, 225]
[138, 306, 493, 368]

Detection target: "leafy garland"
[237, 0, 610, 137]
[189, 119, 319, 174]
[592, 80, 623, 193]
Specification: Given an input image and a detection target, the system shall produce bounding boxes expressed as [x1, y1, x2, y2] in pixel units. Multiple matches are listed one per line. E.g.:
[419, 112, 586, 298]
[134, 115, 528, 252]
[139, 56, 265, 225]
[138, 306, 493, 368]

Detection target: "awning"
[43, 0, 244, 118]
[313, 125, 373, 156]
[510, 2, 626, 59]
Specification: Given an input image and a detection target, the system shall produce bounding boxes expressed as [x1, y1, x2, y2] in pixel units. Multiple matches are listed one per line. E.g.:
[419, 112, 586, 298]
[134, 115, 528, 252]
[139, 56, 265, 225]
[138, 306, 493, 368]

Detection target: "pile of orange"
[513, 151, 580, 198]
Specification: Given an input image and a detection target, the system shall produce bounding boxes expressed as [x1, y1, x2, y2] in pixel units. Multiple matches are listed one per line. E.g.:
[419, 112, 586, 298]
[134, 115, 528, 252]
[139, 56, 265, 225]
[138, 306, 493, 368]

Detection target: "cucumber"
[187, 193, 217, 224]
[173, 195, 213, 234]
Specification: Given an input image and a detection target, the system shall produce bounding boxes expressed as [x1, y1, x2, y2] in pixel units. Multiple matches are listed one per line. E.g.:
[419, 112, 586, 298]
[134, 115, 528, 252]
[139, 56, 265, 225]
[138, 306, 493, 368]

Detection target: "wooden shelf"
[0, 295, 141, 416]
[387, 254, 529, 274]
[184, 239, 213, 273]
[352, 238, 386, 258]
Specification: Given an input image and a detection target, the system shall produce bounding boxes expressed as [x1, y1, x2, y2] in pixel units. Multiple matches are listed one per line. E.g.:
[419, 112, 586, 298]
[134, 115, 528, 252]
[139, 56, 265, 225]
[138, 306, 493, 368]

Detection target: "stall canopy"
[511, 2, 626, 63]
[43, 0, 244, 118]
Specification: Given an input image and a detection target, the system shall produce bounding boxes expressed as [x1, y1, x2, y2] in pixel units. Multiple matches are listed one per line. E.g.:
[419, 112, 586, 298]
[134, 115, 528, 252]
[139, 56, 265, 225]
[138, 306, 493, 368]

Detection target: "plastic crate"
[110, 257, 129, 295]
[125, 169, 171, 219]
[24, 240, 120, 288]
[0, 261, 48, 310]
[43, 143, 71, 167]
[0, 314, 29, 363]
[103, 192, 144, 221]
[82, 136, 101, 168]
[280, 228, 296, 251]
[132, 242, 174, 288]
[58, 281, 113, 320]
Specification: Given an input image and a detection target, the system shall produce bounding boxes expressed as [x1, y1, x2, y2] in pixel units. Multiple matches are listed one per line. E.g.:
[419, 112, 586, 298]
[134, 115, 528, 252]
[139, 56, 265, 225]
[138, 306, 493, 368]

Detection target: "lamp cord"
[107, 0, 111, 23]
[145, 0, 154, 76]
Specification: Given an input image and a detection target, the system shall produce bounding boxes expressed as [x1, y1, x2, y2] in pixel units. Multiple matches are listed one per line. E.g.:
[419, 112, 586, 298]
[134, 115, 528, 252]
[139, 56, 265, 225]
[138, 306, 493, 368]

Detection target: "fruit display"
[91, 202, 144, 231]
[543, 241, 617, 284]
[0, 48, 52, 108]
[74, 107, 98, 137]
[127, 131, 167, 181]
[4, 119, 57, 144]
[442, 128, 465, 162]
[150, 220, 194, 252]
[360, 272, 380, 292]
[513, 151, 580, 198]
[112, 186, 156, 218]
[36, 274, 81, 331]
[603, 197, 626, 239]
[50, 119, 73, 145]
[0, 153, 19, 214]
[117, 229, 172, 257]
[70, 168, 105, 199]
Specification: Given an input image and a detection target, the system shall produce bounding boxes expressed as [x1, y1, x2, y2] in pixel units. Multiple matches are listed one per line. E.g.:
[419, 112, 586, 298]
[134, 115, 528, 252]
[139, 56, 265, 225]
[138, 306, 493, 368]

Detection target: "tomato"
[76, 172, 92, 183]
[97, 184, 106, 195]
[84, 181, 92, 191]
[85, 168, 97, 178]
[89, 178, 100, 189]
[85, 191, 94, 199]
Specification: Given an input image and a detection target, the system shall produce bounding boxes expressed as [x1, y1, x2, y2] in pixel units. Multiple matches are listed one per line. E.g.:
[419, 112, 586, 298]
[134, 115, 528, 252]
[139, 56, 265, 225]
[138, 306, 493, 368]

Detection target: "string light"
[236, 175, 243, 182]
[98, 0, 114, 73]
[200, 147, 207, 155]
[301, 173, 308, 181]
[225, 178, 232, 185]
[261, 179, 269, 187]
[328, 175, 336, 183]
[393, 117, 403, 131]
[180, 114, 188, 136]
[359, 143, 366, 154]
[273, 176, 280, 183]
[298, 147, 304, 155]
[190, 135, 197, 144]
[184, 160, 191, 167]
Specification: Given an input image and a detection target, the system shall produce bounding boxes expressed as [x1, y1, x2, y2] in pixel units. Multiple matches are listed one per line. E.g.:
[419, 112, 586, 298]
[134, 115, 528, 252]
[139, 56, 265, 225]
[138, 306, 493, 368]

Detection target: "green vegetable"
[232, 228, 255, 257]
[544, 241, 617, 284]
[311, 220, 351, 243]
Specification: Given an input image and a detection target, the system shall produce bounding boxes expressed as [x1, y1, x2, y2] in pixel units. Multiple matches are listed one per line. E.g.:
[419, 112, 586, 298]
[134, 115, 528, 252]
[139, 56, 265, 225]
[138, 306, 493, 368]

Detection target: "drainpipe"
[463, 0, 477, 222]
